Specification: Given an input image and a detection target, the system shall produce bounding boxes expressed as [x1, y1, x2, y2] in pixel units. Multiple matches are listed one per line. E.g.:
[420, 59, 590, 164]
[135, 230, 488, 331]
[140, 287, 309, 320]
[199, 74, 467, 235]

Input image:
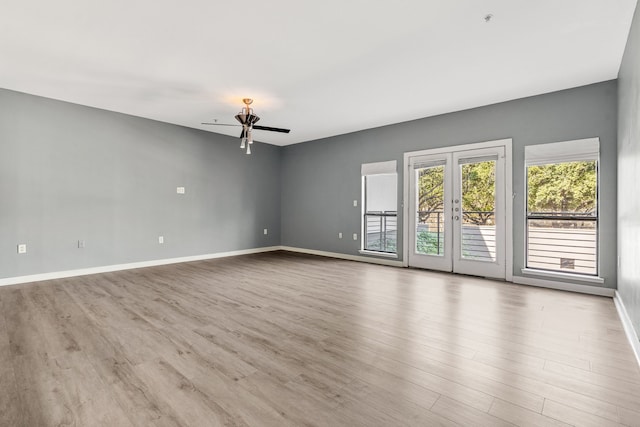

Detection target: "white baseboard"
[279, 246, 404, 267]
[512, 275, 615, 297]
[614, 291, 640, 369]
[1, 245, 614, 302]
[281, 247, 615, 295]
[0, 246, 281, 287]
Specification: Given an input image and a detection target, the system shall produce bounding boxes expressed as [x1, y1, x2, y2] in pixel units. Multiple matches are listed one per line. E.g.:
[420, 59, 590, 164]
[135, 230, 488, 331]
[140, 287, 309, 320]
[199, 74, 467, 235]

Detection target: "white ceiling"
[1, 1, 637, 146]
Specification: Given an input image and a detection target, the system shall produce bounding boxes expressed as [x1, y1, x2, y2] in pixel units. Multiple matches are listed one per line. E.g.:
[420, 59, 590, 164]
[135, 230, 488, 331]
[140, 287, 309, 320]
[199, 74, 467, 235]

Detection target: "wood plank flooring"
[1, 251, 639, 426]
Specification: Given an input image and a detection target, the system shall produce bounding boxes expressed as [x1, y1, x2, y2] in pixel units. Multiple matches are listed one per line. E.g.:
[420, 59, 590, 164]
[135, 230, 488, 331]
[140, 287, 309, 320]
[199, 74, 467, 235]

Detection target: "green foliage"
[384, 238, 396, 253]
[366, 234, 396, 253]
[461, 161, 495, 225]
[527, 161, 596, 213]
[416, 230, 443, 255]
[417, 166, 444, 215]
[415, 159, 596, 227]
[417, 162, 497, 226]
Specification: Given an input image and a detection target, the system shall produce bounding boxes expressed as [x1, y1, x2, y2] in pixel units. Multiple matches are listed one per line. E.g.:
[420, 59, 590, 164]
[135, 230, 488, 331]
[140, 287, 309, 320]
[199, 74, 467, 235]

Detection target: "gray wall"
[0, 88, 281, 279]
[281, 81, 618, 288]
[618, 3, 640, 339]
[0, 79, 621, 289]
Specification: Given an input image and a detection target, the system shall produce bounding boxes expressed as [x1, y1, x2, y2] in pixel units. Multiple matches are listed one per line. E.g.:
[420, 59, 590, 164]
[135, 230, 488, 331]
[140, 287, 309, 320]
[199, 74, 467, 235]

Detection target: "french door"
[407, 145, 507, 279]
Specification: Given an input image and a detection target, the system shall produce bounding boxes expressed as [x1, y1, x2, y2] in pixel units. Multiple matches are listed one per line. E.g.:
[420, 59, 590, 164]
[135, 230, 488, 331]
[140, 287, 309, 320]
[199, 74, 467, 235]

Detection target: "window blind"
[457, 154, 498, 165]
[525, 138, 599, 166]
[413, 159, 446, 170]
[361, 160, 397, 176]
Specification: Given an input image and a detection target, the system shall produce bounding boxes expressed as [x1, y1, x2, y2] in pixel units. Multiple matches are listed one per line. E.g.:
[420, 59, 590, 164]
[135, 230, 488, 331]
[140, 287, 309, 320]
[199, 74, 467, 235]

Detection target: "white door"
[408, 153, 453, 272]
[408, 145, 506, 279]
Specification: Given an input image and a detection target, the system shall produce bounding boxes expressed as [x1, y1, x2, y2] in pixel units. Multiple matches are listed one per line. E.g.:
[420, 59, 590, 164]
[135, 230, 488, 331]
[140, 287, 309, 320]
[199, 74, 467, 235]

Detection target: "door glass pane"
[415, 165, 445, 256]
[460, 160, 496, 261]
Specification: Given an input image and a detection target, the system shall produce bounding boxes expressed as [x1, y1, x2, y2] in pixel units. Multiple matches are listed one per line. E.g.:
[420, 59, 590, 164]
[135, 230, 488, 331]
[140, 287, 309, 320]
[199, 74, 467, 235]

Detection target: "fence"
[416, 211, 496, 260]
[527, 213, 597, 275]
[415, 211, 596, 273]
[364, 211, 397, 253]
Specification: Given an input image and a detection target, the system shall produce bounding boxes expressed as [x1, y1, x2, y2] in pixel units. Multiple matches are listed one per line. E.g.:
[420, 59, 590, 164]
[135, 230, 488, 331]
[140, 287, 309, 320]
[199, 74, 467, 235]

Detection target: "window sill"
[359, 250, 398, 259]
[521, 268, 604, 284]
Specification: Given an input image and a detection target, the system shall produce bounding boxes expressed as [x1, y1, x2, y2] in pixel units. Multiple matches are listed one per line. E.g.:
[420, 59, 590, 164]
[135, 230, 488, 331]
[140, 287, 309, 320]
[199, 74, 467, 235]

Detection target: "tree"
[417, 166, 444, 222]
[527, 161, 596, 213]
[460, 161, 496, 225]
[417, 162, 497, 225]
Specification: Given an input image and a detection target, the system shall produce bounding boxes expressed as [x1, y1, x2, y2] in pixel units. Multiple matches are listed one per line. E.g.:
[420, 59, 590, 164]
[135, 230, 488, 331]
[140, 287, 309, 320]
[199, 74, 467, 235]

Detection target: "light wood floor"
[1, 251, 639, 426]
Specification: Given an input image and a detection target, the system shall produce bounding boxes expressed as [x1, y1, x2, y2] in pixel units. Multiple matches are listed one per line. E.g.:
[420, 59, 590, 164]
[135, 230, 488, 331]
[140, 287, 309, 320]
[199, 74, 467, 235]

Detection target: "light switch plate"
[177, 187, 185, 194]
[352, 233, 358, 241]
[263, 228, 268, 235]
[353, 200, 358, 207]
[17, 244, 27, 254]
[158, 236, 164, 244]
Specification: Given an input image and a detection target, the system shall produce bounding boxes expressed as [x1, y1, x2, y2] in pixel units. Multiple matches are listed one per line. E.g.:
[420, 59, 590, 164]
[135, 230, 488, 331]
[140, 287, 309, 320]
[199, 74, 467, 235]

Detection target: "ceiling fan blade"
[253, 125, 291, 134]
[201, 122, 240, 126]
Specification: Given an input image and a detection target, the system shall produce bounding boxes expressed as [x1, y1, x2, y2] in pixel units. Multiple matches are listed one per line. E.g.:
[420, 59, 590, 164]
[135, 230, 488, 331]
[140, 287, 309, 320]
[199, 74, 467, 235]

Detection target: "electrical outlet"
[353, 200, 358, 207]
[78, 240, 85, 248]
[158, 236, 164, 244]
[352, 233, 358, 241]
[17, 244, 27, 254]
[338, 232, 343, 239]
[263, 228, 268, 235]
[176, 187, 185, 194]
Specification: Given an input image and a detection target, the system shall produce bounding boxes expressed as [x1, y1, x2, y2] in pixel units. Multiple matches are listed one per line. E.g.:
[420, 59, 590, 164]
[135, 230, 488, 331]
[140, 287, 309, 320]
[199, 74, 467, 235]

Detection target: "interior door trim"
[402, 138, 513, 282]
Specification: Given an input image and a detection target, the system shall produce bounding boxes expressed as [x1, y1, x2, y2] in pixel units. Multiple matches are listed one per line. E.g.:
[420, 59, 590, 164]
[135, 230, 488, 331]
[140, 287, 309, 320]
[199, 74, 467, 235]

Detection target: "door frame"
[402, 138, 513, 282]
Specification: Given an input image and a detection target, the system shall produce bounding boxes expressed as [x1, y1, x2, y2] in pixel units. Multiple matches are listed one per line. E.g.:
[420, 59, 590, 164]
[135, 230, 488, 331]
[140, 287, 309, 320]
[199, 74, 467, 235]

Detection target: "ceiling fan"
[202, 98, 290, 154]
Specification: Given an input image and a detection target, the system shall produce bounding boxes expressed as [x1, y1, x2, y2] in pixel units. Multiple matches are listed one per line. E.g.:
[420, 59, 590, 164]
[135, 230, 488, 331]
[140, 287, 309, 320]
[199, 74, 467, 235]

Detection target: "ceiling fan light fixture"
[235, 113, 247, 125]
[247, 113, 260, 125]
[236, 100, 260, 154]
[203, 98, 289, 155]
[239, 126, 247, 149]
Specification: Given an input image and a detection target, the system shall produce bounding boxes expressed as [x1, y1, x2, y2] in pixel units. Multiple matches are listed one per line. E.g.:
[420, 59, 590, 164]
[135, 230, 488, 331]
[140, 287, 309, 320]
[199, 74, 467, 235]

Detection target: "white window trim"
[521, 268, 604, 284]
[359, 249, 399, 259]
[524, 137, 600, 278]
[361, 160, 398, 255]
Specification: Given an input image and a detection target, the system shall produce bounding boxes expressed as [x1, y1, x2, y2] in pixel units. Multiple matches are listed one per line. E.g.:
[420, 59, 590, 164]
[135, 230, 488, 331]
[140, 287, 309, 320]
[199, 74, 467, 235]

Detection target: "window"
[414, 161, 446, 256]
[361, 161, 397, 254]
[525, 138, 599, 276]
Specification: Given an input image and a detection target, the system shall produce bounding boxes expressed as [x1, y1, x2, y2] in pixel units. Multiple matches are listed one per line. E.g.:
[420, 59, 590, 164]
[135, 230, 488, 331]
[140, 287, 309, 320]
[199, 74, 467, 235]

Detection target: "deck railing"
[416, 210, 496, 260]
[364, 211, 397, 253]
[414, 210, 596, 272]
[526, 212, 597, 275]
[367, 210, 597, 272]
